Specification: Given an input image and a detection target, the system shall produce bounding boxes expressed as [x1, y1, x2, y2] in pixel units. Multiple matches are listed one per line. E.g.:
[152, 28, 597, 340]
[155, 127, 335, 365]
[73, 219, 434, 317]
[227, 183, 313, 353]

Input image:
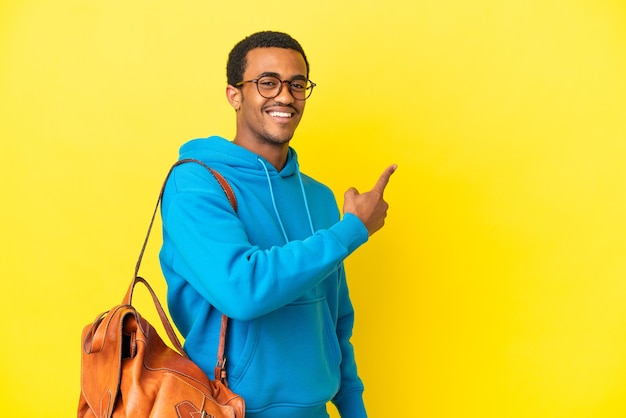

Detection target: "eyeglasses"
[235, 75, 316, 101]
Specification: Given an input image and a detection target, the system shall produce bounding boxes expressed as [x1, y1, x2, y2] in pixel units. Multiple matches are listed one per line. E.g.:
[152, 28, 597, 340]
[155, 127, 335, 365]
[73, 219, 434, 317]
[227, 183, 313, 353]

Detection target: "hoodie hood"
[179, 136, 299, 178]
[178, 136, 314, 242]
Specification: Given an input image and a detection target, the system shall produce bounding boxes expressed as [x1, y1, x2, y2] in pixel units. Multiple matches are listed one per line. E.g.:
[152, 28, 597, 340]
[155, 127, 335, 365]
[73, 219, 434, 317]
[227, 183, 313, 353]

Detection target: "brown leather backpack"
[78, 159, 245, 418]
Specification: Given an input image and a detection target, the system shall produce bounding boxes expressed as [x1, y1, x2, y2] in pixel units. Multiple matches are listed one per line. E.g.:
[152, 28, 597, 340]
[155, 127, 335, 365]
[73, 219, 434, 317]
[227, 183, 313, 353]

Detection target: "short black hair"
[227, 31, 309, 87]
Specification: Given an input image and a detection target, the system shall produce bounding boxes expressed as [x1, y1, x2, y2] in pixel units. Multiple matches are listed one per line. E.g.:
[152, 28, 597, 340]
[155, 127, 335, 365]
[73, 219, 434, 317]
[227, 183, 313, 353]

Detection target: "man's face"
[233, 47, 308, 147]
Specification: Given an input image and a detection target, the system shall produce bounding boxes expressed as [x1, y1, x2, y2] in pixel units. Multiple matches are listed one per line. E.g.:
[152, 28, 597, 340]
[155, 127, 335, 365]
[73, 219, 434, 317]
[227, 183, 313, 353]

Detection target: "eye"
[290, 81, 306, 91]
[258, 77, 279, 89]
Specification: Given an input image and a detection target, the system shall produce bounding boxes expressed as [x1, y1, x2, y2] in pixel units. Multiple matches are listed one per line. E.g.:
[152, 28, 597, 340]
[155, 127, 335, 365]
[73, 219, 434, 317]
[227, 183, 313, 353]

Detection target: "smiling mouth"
[268, 110, 293, 118]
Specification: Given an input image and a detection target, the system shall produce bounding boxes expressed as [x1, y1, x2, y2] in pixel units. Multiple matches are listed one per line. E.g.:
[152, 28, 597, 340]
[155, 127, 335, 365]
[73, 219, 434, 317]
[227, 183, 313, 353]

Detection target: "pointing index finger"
[372, 164, 398, 195]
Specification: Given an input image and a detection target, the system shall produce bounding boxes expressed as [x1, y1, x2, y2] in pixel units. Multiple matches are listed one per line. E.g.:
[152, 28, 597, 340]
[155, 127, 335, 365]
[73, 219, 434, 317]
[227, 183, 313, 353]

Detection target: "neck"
[233, 137, 289, 171]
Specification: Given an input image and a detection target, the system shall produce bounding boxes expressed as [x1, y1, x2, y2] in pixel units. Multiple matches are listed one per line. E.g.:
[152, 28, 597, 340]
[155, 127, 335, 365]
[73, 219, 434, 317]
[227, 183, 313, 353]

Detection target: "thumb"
[344, 187, 359, 199]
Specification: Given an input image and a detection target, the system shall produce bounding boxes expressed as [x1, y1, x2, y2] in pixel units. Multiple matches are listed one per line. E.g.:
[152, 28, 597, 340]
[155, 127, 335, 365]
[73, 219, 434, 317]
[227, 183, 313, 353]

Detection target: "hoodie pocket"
[228, 296, 341, 410]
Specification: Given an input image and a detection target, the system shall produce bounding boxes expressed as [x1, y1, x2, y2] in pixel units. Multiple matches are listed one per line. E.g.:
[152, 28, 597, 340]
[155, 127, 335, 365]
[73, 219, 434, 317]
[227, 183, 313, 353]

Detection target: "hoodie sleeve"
[159, 164, 369, 322]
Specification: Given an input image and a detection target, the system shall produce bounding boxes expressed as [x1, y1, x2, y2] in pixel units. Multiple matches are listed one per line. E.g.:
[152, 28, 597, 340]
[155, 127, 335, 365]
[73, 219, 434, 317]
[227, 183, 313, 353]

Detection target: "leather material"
[78, 293, 244, 418]
[78, 160, 244, 417]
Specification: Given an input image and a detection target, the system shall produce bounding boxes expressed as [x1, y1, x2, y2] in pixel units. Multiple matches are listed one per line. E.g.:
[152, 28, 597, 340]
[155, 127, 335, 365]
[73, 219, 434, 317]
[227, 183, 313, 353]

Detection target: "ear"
[226, 85, 241, 111]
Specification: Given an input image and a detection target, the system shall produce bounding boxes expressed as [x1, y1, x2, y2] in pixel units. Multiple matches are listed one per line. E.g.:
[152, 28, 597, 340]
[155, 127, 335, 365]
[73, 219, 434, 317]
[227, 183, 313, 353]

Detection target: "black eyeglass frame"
[235, 76, 317, 101]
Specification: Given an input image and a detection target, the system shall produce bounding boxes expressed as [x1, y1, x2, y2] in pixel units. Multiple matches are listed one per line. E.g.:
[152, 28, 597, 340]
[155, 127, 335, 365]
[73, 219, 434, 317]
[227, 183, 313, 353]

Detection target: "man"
[160, 31, 396, 418]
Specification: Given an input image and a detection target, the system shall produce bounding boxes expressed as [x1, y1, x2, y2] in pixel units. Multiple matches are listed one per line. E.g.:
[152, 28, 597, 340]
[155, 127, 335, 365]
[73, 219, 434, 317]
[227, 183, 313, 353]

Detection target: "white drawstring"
[296, 164, 316, 235]
[257, 158, 316, 243]
[259, 159, 289, 243]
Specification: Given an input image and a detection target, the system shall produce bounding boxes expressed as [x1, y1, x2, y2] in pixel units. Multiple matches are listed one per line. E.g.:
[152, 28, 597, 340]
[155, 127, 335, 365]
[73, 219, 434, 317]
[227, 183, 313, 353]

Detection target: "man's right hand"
[343, 164, 397, 236]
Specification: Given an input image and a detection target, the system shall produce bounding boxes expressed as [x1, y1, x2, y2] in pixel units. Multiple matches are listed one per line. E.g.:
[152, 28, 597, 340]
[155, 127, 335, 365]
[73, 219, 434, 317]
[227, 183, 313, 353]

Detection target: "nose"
[274, 80, 296, 103]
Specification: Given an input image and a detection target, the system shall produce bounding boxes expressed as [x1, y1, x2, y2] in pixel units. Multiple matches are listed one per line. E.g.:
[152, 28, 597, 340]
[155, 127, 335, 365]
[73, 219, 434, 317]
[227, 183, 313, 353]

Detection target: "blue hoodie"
[159, 136, 369, 418]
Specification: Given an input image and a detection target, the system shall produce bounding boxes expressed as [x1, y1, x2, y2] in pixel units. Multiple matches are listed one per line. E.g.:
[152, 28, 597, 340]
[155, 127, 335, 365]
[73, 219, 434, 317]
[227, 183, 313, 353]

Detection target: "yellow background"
[2, 1, 626, 417]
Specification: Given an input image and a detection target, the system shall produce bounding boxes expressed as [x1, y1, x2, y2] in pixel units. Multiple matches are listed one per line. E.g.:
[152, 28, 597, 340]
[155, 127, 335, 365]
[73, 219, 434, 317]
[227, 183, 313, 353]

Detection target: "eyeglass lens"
[256, 76, 314, 100]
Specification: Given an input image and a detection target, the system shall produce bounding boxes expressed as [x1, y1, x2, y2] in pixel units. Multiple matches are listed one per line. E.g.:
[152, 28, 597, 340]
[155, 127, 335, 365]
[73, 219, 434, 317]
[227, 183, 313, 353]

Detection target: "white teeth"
[269, 111, 292, 118]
